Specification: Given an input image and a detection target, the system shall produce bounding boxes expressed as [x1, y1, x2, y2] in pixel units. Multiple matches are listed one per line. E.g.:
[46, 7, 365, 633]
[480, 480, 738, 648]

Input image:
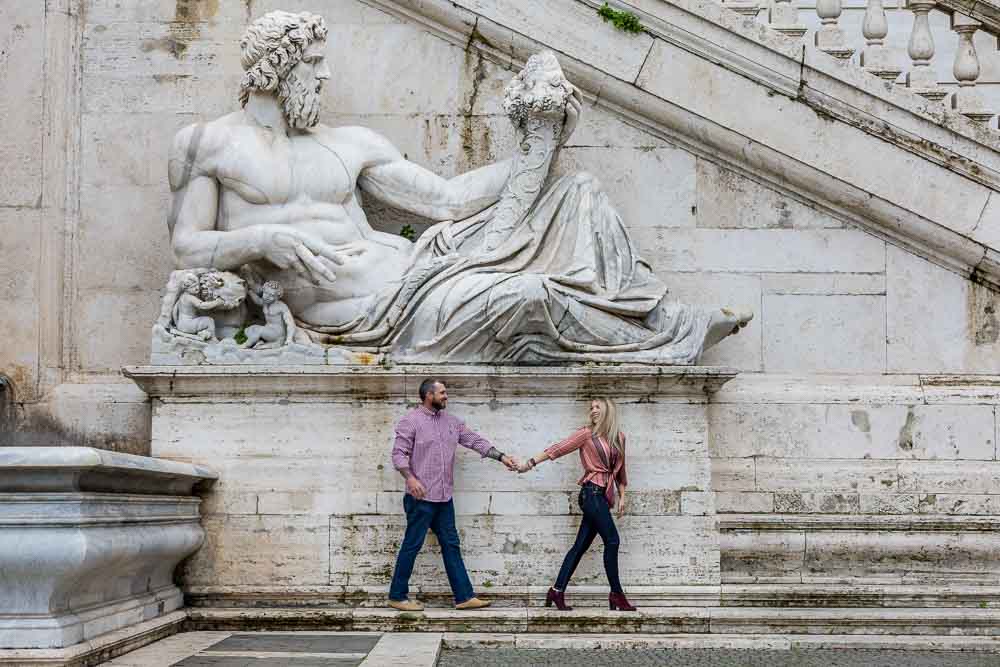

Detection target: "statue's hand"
[559, 86, 583, 147]
[262, 229, 350, 285]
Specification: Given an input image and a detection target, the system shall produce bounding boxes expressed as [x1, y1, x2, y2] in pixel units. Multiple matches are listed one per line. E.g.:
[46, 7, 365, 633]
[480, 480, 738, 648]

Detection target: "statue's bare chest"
[217, 132, 356, 206]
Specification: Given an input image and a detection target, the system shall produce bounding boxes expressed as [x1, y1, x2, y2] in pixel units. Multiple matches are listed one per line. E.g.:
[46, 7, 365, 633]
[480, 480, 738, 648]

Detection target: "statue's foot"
[198, 331, 212, 341]
[721, 307, 753, 335]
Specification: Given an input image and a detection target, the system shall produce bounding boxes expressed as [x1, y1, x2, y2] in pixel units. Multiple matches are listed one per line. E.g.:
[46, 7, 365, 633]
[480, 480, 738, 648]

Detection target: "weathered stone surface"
[0, 209, 41, 398]
[183, 514, 331, 587]
[751, 459, 899, 493]
[552, 146, 697, 228]
[631, 228, 886, 274]
[762, 295, 886, 373]
[710, 403, 995, 460]
[0, 3, 44, 207]
[716, 491, 774, 514]
[695, 160, 842, 230]
[334, 513, 720, 588]
[887, 247, 1000, 373]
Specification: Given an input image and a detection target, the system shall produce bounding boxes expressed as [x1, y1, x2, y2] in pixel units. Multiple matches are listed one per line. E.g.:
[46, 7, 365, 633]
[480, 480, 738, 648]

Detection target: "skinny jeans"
[553, 482, 623, 593]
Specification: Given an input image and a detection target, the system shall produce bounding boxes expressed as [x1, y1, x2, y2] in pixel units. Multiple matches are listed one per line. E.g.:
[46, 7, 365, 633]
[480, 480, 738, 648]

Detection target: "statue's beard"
[278, 70, 322, 129]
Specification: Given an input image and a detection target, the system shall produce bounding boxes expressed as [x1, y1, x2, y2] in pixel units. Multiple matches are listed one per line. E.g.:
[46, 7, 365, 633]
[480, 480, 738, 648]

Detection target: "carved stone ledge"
[124, 364, 739, 401]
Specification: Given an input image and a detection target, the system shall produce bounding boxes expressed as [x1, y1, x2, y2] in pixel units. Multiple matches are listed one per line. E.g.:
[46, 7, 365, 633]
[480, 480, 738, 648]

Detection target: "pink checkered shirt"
[391, 406, 496, 502]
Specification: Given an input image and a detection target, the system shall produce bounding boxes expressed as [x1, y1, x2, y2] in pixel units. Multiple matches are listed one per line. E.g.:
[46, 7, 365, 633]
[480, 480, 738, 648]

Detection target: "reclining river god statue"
[163, 10, 751, 364]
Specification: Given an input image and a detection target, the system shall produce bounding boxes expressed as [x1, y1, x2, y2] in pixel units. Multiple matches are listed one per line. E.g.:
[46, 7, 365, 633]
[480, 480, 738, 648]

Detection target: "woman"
[518, 398, 636, 611]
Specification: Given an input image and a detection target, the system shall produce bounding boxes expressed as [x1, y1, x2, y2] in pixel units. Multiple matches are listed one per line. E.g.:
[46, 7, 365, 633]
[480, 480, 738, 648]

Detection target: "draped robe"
[301, 171, 714, 364]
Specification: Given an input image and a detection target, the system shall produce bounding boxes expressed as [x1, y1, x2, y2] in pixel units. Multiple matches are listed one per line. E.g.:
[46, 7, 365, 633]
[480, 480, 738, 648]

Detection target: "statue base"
[125, 364, 737, 607]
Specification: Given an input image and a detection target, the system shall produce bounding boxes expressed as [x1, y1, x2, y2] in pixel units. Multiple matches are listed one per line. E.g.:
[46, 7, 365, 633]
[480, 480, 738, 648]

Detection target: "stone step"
[442, 632, 1000, 652]
[186, 606, 1000, 636]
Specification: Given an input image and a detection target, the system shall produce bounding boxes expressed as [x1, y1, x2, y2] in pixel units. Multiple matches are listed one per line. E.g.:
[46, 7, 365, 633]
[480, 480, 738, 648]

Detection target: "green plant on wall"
[234, 327, 248, 345]
[597, 3, 644, 33]
[400, 224, 417, 242]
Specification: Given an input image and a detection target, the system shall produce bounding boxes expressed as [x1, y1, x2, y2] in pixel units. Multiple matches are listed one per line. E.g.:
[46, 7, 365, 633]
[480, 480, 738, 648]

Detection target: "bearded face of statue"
[279, 40, 330, 129]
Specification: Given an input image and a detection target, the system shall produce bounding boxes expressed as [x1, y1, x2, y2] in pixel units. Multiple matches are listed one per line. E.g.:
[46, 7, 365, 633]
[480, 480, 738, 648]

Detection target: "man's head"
[261, 280, 284, 304]
[239, 11, 330, 129]
[419, 378, 447, 411]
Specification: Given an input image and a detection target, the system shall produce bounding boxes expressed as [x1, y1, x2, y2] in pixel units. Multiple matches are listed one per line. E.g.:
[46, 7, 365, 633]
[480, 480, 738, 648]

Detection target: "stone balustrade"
[721, 0, 1000, 127]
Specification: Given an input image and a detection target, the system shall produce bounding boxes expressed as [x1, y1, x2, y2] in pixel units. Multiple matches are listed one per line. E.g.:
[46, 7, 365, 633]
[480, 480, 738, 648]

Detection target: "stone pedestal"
[125, 365, 736, 608]
[0, 448, 216, 649]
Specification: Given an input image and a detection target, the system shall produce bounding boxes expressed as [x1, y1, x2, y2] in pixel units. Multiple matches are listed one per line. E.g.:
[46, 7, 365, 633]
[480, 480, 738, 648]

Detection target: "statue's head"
[503, 51, 573, 127]
[239, 10, 329, 129]
[180, 273, 200, 294]
[261, 281, 284, 304]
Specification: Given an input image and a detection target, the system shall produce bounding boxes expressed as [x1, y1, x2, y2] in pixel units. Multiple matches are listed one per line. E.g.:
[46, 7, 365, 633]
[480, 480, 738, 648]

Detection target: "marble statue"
[239, 272, 297, 349]
[155, 268, 248, 343]
[163, 10, 751, 364]
[174, 274, 222, 341]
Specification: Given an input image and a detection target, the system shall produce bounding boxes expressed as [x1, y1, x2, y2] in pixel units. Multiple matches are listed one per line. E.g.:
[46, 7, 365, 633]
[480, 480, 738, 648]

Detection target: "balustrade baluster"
[769, 0, 807, 39]
[905, 0, 946, 100]
[950, 13, 994, 123]
[861, 0, 903, 82]
[815, 0, 855, 60]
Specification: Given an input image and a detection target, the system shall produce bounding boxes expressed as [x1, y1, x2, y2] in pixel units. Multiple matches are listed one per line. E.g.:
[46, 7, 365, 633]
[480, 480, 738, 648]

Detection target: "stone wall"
[4, 0, 1000, 599]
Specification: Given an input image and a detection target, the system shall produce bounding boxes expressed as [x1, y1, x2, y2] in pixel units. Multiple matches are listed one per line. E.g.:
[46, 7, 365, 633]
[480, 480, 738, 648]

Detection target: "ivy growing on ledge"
[597, 3, 644, 33]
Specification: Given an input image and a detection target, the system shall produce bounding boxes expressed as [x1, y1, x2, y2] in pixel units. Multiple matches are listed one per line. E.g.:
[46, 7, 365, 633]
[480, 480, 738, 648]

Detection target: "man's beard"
[431, 398, 447, 411]
[278, 69, 322, 129]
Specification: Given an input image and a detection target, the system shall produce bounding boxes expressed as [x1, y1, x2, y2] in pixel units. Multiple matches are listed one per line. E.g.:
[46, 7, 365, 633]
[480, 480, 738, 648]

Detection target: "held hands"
[500, 455, 520, 472]
[516, 459, 535, 474]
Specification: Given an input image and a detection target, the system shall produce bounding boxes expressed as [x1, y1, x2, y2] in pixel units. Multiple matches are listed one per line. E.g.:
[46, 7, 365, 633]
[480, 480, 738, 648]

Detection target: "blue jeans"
[388, 495, 475, 604]
[554, 482, 623, 593]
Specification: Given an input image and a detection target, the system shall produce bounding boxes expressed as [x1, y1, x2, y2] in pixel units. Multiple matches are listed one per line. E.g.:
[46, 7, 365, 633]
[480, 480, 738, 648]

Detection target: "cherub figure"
[172, 273, 223, 341]
[240, 279, 296, 349]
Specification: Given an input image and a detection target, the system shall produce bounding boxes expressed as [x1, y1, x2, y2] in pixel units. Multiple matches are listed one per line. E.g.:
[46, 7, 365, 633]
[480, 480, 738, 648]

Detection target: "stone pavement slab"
[204, 634, 380, 653]
[359, 633, 442, 666]
[173, 657, 362, 666]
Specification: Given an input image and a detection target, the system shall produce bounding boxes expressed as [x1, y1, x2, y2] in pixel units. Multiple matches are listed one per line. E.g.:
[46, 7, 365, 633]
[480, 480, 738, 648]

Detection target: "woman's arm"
[517, 428, 588, 473]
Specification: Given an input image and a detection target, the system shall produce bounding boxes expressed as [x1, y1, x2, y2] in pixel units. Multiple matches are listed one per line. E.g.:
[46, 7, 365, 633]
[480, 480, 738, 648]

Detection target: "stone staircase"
[184, 605, 1000, 639]
[363, 0, 1000, 291]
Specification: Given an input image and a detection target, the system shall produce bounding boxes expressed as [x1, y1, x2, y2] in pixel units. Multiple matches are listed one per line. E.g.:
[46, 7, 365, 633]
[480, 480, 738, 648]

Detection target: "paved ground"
[438, 648, 1000, 666]
[102, 632, 384, 666]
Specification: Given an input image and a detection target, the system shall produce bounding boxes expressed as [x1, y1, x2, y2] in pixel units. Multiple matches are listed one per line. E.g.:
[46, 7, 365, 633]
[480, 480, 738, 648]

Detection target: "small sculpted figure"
[172, 274, 223, 341]
[240, 279, 296, 349]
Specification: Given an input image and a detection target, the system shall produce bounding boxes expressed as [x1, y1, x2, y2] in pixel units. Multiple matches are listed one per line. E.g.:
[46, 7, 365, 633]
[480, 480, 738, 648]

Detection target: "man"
[388, 379, 518, 611]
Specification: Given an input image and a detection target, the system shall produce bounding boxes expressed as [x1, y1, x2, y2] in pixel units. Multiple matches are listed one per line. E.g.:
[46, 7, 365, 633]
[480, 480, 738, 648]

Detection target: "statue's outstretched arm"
[356, 129, 511, 221]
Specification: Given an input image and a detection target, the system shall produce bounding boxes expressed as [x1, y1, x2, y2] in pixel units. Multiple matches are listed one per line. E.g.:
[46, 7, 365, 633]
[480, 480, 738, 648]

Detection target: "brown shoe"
[455, 596, 491, 610]
[388, 599, 424, 611]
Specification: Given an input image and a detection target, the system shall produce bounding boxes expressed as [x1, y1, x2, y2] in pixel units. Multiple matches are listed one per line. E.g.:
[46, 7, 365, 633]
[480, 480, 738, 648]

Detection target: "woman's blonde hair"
[590, 397, 623, 454]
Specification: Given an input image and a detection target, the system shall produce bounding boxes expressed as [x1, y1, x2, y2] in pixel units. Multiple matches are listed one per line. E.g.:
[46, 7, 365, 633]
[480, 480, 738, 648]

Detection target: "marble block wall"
[4, 0, 1000, 602]
[134, 367, 725, 604]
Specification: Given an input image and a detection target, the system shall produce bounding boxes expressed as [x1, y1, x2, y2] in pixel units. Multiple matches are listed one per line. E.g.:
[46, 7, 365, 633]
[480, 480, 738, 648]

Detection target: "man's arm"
[391, 417, 427, 499]
[356, 128, 511, 221]
[457, 421, 518, 470]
